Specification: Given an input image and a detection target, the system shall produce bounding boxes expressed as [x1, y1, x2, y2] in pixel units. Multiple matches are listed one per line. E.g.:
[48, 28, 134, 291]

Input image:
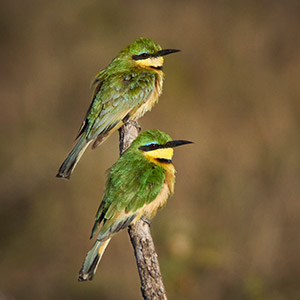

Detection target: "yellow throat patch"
[135, 57, 164, 69]
[143, 148, 174, 165]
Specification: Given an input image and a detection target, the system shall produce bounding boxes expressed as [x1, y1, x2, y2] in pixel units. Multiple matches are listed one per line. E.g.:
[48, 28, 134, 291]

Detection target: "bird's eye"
[132, 53, 151, 61]
[140, 53, 150, 59]
[150, 143, 157, 149]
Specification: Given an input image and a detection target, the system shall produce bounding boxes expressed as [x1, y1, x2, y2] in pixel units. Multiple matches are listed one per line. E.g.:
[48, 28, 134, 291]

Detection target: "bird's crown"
[131, 130, 172, 149]
[121, 37, 162, 57]
[110, 38, 179, 71]
[129, 130, 192, 165]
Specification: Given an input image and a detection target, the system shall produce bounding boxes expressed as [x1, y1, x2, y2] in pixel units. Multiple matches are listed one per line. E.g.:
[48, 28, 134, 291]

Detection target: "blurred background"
[1, 0, 300, 299]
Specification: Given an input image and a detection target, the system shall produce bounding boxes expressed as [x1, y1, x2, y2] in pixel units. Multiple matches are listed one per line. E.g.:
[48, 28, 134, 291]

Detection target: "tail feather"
[78, 238, 111, 281]
[56, 136, 91, 179]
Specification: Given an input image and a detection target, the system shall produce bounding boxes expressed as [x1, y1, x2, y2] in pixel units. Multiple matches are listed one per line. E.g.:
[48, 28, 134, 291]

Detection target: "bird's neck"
[144, 151, 175, 195]
[164, 163, 176, 195]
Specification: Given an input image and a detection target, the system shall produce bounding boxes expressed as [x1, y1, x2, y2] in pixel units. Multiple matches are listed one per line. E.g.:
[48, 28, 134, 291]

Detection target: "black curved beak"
[156, 49, 181, 57]
[165, 140, 193, 148]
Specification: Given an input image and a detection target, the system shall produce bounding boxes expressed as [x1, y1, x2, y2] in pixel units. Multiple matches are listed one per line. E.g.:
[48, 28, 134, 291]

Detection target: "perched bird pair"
[56, 37, 192, 281]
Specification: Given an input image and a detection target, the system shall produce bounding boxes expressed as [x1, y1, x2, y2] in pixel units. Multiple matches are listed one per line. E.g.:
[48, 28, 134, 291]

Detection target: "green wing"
[79, 71, 156, 142]
[90, 154, 165, 240]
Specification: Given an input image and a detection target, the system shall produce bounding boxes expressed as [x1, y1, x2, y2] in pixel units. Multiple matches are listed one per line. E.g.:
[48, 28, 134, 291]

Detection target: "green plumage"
[91, 130, 172, 239]
[78, 130, 173, 281]
[57, 38, 179, 179]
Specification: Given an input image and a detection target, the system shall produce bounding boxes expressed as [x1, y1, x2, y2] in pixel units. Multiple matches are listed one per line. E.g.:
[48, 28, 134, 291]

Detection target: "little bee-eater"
[78, 129, 192, 281]
[57, 38, 180, 179]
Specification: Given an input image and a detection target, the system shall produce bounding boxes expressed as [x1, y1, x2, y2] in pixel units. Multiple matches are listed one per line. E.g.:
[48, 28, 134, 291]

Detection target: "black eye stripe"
[139, 143, 162, 151]
[132, 53, 151, 60]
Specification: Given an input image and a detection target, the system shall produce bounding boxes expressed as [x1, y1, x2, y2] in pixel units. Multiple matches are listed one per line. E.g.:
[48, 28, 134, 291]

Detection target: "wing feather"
[79, 71, 156, 142]
[90, 154, 165, 240]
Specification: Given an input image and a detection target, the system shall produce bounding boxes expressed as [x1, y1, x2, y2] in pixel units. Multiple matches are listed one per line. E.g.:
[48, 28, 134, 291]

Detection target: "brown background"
[1, 0, 300, 299]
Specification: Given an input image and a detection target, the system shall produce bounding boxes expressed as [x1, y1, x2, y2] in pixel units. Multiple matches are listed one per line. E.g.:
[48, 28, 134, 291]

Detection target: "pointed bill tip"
[156, 49, 181, 57]
[166, 140, 194, 148]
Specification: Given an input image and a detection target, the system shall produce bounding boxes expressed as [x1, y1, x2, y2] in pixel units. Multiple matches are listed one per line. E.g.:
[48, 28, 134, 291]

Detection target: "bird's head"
[120, 37, 180, 70]
[130, 130, 193, 166]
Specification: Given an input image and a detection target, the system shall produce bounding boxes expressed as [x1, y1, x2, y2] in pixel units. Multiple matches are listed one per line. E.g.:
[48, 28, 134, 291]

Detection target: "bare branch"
[118, 121, 168, 300]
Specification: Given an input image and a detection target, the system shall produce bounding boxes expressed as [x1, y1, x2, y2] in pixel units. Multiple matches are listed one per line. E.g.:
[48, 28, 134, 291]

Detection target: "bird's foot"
[141, 216, 151, 226]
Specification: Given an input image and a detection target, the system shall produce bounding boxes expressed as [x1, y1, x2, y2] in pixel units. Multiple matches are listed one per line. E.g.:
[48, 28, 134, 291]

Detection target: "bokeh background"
[1, 0, 300, 299]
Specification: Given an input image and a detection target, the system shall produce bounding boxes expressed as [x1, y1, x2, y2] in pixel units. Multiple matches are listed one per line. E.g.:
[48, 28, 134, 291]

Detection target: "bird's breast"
[131, 72, 164, 120]
[141, 165, 175, 220]
[141, 183, 170, 220]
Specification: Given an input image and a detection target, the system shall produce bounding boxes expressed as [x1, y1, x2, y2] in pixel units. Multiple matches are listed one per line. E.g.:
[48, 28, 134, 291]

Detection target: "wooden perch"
[118, 121, 168, 300]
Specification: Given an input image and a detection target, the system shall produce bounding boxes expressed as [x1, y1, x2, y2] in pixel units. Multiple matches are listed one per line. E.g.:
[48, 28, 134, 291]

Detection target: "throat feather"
[151, 66, 163, 71]
[155, 158, 172, 164]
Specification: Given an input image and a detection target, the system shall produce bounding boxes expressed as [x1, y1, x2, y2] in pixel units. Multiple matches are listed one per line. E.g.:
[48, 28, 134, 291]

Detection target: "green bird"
[57, 38, 180, 179]
[78, 129, 192, 281]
